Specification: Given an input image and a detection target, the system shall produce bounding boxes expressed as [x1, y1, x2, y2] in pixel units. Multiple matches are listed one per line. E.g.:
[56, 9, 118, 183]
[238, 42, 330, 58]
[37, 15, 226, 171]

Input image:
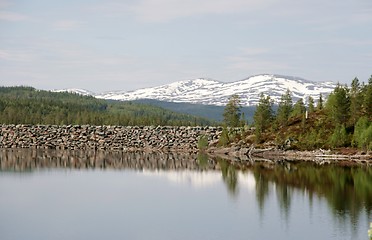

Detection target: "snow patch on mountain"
[52, 88, 94, 96]
[94, 74, 336, 106]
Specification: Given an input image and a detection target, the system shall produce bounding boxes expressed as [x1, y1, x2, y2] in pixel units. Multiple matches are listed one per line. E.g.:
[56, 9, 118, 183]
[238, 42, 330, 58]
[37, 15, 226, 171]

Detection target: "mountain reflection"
[1, 148, 371, 229]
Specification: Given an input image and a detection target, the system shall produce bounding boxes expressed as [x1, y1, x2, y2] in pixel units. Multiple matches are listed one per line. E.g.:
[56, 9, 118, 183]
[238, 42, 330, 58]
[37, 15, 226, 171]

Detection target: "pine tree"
[308, 96, 315, 113]
[326, 84, 350, 125]
[291, 98, 306, 117]
[276, 89, 293, 126]
[364, 75, 372, 117]
[349, 77, 363, 125]
[223, 94, 242, 127]
[253, 93, 274, 141]
[317, 93, 323, 110]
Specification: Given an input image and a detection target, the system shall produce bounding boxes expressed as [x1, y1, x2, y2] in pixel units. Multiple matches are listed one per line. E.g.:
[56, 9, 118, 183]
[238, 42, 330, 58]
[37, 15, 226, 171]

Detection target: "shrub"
[328, 124, 349, 148]
[218, 127, 230, 147]
[353, 117, 372, 150]
[197, 135, 209, 151]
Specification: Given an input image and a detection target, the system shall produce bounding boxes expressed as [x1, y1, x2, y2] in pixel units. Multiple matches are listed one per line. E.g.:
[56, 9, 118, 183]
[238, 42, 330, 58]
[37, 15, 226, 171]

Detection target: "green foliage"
[308, 96, 315, 113]
[276, 89, 293, 126]
[197, 135, 209, 151]
[328, 124, 349, 147]
[0, 87, 213, 126]
[218, 127, 230, 147]
[223, 94, 242, 127]
[353, 117, 372, 150]
[250, 75, 372, 150]
[364, 76, 372, 117]
[326, 84, 350, 125]
[349, 77, 364, 125]
[298, 128, 327, 150]
[291, 98, 306, 118]
[253, 93, 274, 142]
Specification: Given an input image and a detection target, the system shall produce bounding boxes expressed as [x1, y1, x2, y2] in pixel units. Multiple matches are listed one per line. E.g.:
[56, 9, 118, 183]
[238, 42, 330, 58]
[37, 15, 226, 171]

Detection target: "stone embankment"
[0, 125, 223, 152]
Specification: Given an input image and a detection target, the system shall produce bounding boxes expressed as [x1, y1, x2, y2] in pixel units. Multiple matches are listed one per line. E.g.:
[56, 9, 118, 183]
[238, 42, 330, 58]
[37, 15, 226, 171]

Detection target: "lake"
[0, 148, 371, 240]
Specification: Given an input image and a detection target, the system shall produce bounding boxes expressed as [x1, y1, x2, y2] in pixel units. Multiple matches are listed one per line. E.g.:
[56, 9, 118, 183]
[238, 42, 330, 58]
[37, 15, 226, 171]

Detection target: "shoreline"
[0, 124, 371, 165]
[206, 146, 372, 165]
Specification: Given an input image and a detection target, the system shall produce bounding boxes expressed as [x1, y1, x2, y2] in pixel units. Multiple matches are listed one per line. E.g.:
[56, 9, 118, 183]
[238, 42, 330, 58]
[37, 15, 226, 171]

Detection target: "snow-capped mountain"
[94, 74, 336, 106]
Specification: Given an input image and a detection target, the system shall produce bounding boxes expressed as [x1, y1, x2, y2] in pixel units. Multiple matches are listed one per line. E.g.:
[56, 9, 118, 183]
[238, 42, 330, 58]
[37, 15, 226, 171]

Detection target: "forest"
[222, 76, 372, 150]
[1, 75, 371, 151]
[0, 86, 213, 126]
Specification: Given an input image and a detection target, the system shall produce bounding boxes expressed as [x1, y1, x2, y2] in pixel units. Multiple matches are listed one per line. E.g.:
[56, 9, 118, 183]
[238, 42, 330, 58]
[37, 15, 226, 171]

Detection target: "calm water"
[0, 149, 371, 240]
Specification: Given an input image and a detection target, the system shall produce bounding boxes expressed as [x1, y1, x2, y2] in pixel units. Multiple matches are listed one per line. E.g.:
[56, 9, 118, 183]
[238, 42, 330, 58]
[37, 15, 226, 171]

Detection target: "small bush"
[218, 127, 230, 147]
[198, 135, 209, 150]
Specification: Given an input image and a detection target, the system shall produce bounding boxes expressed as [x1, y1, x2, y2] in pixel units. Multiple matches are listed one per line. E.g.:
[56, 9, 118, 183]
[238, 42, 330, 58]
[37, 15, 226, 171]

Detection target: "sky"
[0, 0, 371, 93]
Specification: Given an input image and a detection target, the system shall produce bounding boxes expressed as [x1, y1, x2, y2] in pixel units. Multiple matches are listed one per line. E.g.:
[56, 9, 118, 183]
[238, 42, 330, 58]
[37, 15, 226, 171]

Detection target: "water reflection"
[0, 148, 371, 239]
[0, 148, 218, 171]
[250, 162, 372, 222]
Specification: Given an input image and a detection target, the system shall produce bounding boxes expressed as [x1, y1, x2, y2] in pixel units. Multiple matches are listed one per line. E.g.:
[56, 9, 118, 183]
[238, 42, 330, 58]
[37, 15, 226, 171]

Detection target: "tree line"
[223, 76, 372, 150]
[0, 86, 213, 126]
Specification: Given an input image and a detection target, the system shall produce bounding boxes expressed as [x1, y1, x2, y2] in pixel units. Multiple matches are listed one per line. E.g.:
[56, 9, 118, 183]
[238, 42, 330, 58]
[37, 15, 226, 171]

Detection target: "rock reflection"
[0, 148, 218, 171]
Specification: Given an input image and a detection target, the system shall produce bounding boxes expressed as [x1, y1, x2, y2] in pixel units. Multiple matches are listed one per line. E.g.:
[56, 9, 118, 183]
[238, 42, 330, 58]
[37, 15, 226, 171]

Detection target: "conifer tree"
[276, 89, 293, 126]
[223, 94, 242, 127]
[326, 84, 350, 125]
[364, 75, 372, 117]
[253, 93, 274, 140]
[317, 93, 323, 110]
[308, 96, 315, 113]
[291, 98, 306, 117]
[349, 77, 363, 125]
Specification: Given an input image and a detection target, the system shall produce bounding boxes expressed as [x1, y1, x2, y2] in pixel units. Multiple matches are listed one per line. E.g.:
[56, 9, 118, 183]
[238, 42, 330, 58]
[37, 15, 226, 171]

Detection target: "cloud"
[131, 0, 278, 22]
[226, 48, 291, 73]
[0, 49, 36, 62]
[53, 20, 84, 31]
[239, 47, 270, 56]
[0, 11, 28, 21]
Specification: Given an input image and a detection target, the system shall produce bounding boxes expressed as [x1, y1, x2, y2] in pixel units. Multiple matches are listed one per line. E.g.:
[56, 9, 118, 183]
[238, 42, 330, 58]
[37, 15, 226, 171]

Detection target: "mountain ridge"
[55, 74, 336, 106]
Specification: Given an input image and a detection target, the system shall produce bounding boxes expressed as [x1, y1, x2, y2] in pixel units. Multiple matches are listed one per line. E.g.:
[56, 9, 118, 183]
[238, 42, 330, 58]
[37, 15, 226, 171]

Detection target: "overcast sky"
[1, 0, 371, 93]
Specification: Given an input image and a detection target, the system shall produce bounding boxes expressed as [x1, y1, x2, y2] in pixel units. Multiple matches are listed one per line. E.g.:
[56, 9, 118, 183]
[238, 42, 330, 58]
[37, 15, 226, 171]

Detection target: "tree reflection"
[218, 158, 238, 196]
[1, 148, 371, 229]
[251, 161, 372, 228]
[254, 170, 269, 213]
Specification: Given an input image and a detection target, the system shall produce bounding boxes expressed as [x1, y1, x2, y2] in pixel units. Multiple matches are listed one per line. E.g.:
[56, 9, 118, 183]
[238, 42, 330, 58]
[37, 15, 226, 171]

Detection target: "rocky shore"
[0, 124, 370, 164]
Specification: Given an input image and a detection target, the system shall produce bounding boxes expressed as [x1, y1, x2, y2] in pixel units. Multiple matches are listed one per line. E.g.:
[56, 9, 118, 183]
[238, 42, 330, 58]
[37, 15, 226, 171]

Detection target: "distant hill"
[0, 86, 214, 126]
[132, 99, 257, 123]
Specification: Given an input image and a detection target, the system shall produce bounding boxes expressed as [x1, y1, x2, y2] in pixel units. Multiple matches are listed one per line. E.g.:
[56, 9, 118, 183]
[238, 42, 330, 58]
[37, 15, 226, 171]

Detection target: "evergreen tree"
[291, 98, 306, 117]
[308, 96, 315, 113]
[223, 94, 242, 127]
[364, 75, 372, 117]
[317, 93, 323, 110]
[326, 84, 350, 125]
[253, 93, 274, 141]
[349, 77, 363, 125]
[276, 89, 293, 126]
